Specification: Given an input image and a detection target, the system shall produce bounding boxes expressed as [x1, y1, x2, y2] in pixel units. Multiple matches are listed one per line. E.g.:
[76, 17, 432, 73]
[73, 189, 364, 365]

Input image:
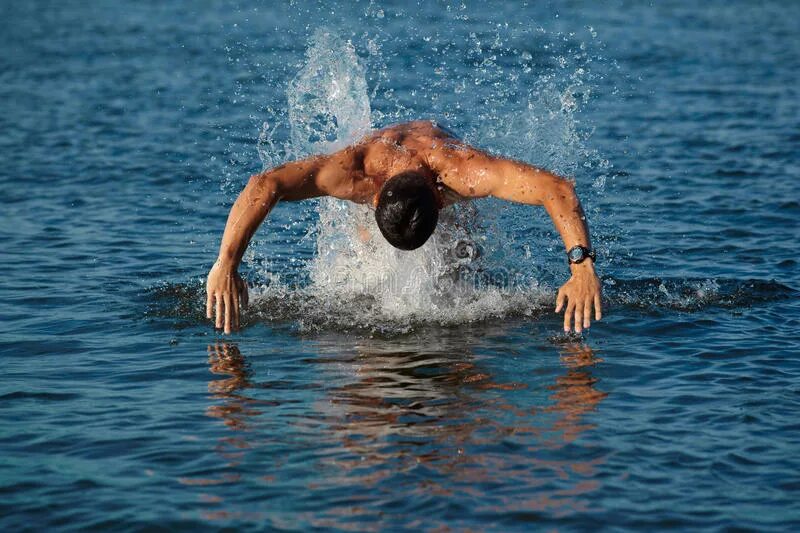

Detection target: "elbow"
[540, 176, 579, 212]
[247, 173, 281, 198]
[247, 171, 271, 187]
[548, 176, 576, 202]
[556, 175, 576, 194]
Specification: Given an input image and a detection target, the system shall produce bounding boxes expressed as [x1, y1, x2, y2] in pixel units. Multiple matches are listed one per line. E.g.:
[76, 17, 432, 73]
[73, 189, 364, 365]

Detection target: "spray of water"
[234, 10, 635, 334]
[244, 30, 557, 333]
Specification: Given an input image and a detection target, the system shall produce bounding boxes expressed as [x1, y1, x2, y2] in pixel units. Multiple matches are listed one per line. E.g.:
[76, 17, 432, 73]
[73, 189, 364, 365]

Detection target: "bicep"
[258, 157, 328, 202]
[487, 159, 568, 206]
[270, 148, 360, 202]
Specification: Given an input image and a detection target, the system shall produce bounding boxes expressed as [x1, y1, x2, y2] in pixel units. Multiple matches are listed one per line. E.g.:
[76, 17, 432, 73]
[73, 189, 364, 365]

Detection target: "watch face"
[569, 247, 585, 262]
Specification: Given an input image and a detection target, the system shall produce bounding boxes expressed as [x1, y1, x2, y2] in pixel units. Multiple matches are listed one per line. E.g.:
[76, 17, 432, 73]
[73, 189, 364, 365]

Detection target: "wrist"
[569, 258, 596, 275]
[214, 256, 238, 272]
[217, 243, 243, 267]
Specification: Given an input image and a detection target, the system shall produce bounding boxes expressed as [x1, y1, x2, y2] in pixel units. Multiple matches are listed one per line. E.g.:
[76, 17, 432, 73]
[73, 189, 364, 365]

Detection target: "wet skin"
[207, 120, 602, 334]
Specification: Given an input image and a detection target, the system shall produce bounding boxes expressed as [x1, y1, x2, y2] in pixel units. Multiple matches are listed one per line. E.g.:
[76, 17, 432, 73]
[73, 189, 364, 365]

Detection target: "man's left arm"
[431, 147, 602, 333]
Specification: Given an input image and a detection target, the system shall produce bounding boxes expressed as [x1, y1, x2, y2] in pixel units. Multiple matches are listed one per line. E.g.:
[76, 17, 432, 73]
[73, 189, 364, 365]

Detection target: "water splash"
[604, 278, 797, 312]
[286, 29, 371, 156]
[147, 276, 796, 334]
[251, 30, 556, 330]
[244, 24, 617, 333]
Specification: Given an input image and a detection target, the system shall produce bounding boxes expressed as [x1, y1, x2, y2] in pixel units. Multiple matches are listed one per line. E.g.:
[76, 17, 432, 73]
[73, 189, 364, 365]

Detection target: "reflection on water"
[206, 343, 258, 431]
[547, 343, 608, 445]
[198, 333, 607, 525]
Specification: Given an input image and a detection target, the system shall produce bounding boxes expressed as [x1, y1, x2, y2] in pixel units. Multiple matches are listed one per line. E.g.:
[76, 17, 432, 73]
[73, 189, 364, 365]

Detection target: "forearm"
[543, 172, 602, 332]
[540, 176, 598, 278]
[491, 161, 593, 254]
[206, 157, 327, 334]
[216, 174, 279, 269]
[486, 159, 601, 332]
[541, 178, 592, 252]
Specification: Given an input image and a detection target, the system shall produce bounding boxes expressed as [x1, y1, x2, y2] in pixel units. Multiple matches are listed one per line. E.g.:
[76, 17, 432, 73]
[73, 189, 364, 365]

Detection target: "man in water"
[207, 120, 602, 334]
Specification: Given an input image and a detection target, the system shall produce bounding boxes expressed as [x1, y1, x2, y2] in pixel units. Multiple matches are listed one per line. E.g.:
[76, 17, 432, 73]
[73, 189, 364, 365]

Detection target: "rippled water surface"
[2, 1, 800, 530]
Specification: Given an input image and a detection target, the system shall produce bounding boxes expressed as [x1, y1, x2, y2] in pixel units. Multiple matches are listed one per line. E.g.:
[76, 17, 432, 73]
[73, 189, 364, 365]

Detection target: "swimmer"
[207, 120, 602, 334]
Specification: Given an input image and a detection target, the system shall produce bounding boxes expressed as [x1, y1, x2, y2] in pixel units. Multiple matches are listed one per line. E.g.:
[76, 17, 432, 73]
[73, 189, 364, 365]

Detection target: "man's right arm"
[428, 143, 602, 333]
[206, 156, 331, 333]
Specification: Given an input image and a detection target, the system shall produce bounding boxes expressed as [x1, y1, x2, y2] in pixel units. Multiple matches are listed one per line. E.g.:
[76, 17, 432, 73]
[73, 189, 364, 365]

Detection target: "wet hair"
[375, 171, 439, 251]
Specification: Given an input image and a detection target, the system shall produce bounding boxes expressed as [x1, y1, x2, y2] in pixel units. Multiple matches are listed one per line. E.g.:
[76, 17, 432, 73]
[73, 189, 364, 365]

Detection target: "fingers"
[231, 292, 240, 331]
[555, 289, 565, 313]
[215, 293, 223, 329]
[223, 293, 232, 335]
[557, 275, 603, 333]
[560, 296, 596, 333]
[210, 291, 247, 334]
[564, 301, 575, 332]
[208, 270, 248, 334]
[583, 300, 592, 330]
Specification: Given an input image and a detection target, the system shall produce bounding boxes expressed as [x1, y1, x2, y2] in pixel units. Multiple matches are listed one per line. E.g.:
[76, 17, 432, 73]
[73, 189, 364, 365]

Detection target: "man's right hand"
[206, 261, 248, 334]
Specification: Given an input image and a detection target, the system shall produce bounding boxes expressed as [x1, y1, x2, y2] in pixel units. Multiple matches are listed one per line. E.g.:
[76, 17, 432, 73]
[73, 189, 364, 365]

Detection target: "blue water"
[2, 1, 800, 530]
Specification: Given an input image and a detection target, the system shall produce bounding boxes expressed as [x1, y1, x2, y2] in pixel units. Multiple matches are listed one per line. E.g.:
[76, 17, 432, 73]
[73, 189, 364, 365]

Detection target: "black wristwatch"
[566, 245, 596, 265]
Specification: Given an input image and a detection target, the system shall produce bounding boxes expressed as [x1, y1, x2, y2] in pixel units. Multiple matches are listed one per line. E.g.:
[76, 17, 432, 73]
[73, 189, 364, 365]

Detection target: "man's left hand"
[555, 262, 602, 333]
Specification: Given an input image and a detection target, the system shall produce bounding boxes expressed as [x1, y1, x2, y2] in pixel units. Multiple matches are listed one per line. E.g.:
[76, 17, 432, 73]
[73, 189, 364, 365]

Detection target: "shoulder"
[424, 141, 501, 198]
[424, 137, 487, 170]
[315, 145, 366, 182]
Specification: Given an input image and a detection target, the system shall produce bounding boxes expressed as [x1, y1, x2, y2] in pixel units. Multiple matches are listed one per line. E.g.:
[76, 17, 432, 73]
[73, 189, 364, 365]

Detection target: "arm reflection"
[206, 342, 259, 431]
[317, 339, 606, 463]
[199, 336, 608, 521]
[545, 343, 608, 444]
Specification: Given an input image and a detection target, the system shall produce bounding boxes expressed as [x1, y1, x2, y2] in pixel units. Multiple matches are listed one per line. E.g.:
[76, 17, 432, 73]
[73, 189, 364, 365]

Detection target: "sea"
[1, 1, 799, 530]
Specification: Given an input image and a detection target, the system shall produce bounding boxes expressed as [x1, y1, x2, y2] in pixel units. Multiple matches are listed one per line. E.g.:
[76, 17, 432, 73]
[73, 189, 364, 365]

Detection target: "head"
[374, 171, 439, 251]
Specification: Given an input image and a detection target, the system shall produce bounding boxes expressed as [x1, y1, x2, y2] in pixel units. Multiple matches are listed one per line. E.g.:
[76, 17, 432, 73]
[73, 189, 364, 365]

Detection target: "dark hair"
[375, 171, 439, 250]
